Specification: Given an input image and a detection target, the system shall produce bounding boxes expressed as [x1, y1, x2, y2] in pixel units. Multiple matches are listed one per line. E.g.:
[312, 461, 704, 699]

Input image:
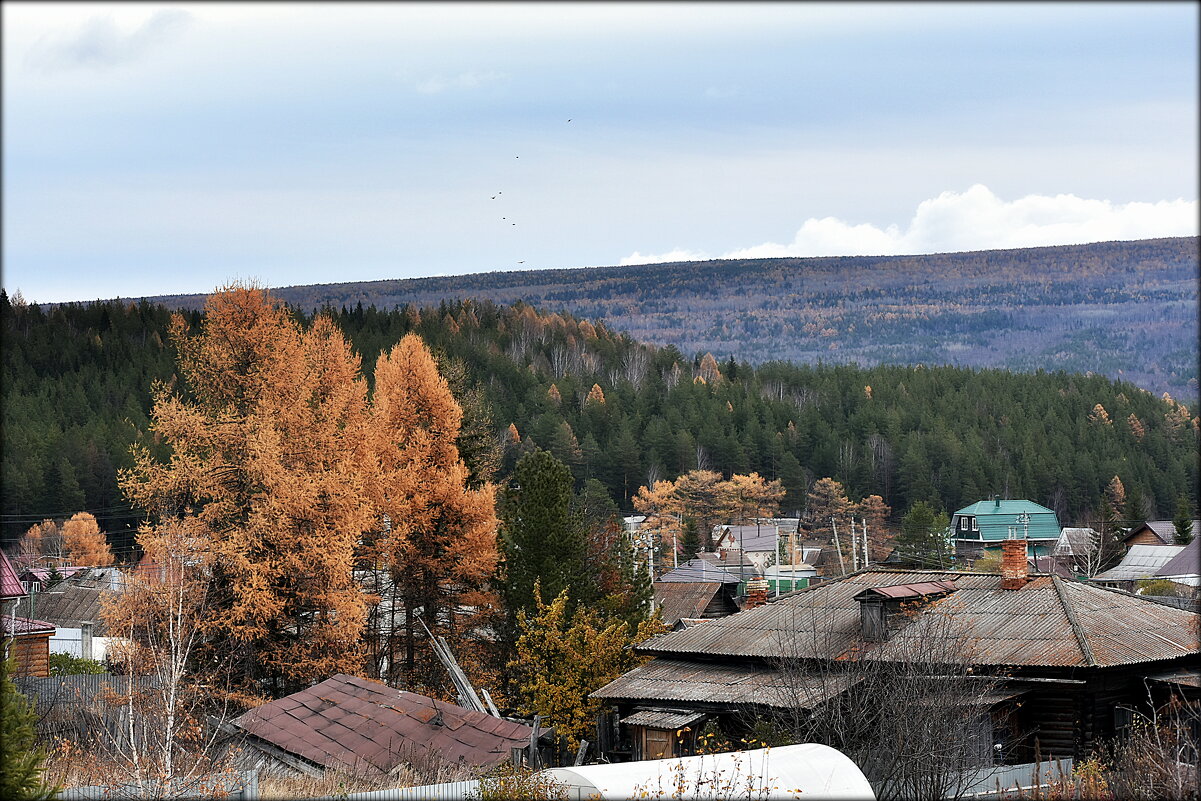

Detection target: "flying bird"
[518, 260, 525, 264]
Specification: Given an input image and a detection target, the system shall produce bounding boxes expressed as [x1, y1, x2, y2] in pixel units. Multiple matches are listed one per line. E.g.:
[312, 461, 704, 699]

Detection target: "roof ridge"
[1051, 575, 1096, 667]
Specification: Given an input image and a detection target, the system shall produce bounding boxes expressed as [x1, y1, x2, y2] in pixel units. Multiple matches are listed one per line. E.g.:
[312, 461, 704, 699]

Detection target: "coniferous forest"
[3, 290, 1196, 554]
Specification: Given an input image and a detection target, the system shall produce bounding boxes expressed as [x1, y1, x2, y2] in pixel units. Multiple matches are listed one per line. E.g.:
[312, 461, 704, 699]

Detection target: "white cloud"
[24, 8, 192, 72]
[620, 248, 712, 266]
[719, 185, 1199, 260]
[412, 70, 506, 94]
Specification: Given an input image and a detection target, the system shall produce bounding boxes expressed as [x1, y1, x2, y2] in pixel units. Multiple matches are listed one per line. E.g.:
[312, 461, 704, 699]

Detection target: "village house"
[2, 548, 56, 678]
[1123, 519, 1199, 548]
[593, 539, 1199, 763]
[1092, 543, 1187, 591]
[10, 569, 116, 662]
[952, 497, 1061, 560]
[712, 523, 782, 574]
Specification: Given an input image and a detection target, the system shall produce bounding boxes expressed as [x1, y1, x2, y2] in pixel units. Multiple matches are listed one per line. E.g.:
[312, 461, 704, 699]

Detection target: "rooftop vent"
[853, 580, 958, 641]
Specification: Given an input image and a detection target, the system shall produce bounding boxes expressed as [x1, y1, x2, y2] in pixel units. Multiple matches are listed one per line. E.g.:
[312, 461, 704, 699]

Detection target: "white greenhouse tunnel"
[542, 743, 876, 800]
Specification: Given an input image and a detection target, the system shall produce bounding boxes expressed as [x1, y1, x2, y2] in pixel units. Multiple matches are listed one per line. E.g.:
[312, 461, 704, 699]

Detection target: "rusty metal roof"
[620, 708, 709, 729]
[13, 581, 110, 635]
[634, 569, 1200, 668]
[853, 580, 958, 601]
[654, 582, 725, 627]
[591, 658, 859, 710]
[233, 674, 535, 775]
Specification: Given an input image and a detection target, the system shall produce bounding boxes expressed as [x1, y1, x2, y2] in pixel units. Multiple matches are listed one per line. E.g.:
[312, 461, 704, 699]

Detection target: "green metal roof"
[952, 498, 1060, 542]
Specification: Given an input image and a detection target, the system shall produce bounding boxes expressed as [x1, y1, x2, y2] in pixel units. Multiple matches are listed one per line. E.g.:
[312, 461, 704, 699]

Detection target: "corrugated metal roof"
[13, 582, 110, 635]
[716, 525, 780, 553]
[657, 558, 742, 585]
[1145, 668, 1201, 689]
[620, 708, 708, 729]
[634, 569, 1199, 668]
[1, 550, 26, 599]
[953, 499, 1060, 541]
[654, 582, 724, 627]
[853, 580, 958, 600]
[592, 658, 859, 709]
[233, 674, 534, 775]
[1094, 545, 1185, 582]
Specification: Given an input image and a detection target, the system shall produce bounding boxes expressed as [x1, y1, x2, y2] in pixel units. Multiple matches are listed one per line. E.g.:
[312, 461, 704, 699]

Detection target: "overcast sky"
[3, 2, 1197, 304]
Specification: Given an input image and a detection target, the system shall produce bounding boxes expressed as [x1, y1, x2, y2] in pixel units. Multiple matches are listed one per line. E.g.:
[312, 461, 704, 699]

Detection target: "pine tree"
[0, 656, 60, 801]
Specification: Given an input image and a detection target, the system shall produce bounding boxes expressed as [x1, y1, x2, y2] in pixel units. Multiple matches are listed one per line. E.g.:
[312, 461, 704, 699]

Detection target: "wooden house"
[593, 539, 1199, 764]
[2, 548, 56, 678]
[1123, 519, 1198, 548]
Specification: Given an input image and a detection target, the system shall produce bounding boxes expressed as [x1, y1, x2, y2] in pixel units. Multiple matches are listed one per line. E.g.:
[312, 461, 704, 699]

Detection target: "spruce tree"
[0, 656, 60, 801]
[896, 501, 952, 568]
[1173, 495, 1195, 544]
[499, 450, 589, 625]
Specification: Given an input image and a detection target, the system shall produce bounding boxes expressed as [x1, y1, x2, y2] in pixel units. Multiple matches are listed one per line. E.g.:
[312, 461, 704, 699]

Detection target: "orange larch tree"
[60, 512, 114, 567]
[120, 285, 373, 700]
[362, 334, 499, 698]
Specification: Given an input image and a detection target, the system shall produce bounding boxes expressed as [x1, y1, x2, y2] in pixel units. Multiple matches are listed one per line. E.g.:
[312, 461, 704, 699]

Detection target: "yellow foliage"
[509, 587, 664, 748]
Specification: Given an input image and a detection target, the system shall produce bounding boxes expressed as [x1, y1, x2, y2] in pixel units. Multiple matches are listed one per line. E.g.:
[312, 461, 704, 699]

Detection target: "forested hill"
[139, 237, 1199, 402]
[3, 292, 1197, 551]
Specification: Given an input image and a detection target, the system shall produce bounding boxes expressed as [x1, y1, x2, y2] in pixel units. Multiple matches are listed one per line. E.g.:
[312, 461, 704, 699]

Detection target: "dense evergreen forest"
[4, 290, 1196, 554]
[142, 237, 1200, 401]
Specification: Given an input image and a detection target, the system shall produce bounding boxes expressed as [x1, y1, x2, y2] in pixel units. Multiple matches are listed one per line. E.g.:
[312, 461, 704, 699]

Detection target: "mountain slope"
[141, 237, 1199, 401]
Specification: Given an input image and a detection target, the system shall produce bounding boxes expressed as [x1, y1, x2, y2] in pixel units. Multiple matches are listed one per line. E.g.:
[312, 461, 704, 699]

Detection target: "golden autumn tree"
[362, 334, 499, 697]
[60, 512, 114, 567]
[509, 585, 663, 748]
[718, 472, 785, 524]
[120, 285, 374, 700]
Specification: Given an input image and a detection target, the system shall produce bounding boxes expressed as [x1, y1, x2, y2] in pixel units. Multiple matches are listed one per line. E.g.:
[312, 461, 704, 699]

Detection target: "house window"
[972, 518, 979, 531]
[960, 517, 970, 531]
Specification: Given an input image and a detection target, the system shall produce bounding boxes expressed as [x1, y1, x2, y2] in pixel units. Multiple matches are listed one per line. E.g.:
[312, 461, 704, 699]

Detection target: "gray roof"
[1157, 537, 1200, 578]
[1094, 544, 1186, 582]
[632, 569, 1199, 669]
[653, 582, 726, 627]
[593, 658, 859, 710]
[12, 579, 110, 635]
[716, 525, 780, 553]
[1054, 528, 1098, 557]
[658, 558, 742, 585]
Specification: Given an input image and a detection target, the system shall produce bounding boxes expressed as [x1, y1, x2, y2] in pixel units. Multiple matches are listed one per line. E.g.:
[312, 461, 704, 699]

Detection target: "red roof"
[1, 550, 26, 599]
[853, 579, 958, 601]
[4, 616, 56, 636]
[233, 674, 536, 775]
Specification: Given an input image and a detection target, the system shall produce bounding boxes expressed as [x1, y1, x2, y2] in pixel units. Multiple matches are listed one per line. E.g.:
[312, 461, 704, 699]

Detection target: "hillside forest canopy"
[2, 288, 1196, 556]
[141, 237, 1200, 402]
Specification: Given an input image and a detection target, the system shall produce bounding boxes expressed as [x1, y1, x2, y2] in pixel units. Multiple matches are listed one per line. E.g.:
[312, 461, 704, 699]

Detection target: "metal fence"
[953, 758, 1075, 799]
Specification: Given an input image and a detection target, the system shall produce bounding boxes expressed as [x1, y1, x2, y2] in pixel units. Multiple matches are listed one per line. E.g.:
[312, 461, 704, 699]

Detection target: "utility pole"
[832, 517, 846, 575]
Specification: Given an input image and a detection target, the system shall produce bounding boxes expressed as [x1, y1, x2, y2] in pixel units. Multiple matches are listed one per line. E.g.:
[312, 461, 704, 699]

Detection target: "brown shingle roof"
[233, 674, 534, 776]
[635, 569, 1200, 668]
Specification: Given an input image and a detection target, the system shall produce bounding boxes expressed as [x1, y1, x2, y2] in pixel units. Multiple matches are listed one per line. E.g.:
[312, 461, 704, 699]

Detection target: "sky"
[3, 2, 1198, 304]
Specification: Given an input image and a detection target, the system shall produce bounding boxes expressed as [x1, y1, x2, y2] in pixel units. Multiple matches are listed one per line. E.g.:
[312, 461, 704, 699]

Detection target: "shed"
[653, 582, 738, 628]
[543, 743, 875, 800]
[231, 673, 540, 778]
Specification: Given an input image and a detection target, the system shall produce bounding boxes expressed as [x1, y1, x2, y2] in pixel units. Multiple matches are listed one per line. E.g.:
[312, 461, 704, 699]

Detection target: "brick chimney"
[1000, 538, 1028, 590]
[743, 578, 770, 609]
